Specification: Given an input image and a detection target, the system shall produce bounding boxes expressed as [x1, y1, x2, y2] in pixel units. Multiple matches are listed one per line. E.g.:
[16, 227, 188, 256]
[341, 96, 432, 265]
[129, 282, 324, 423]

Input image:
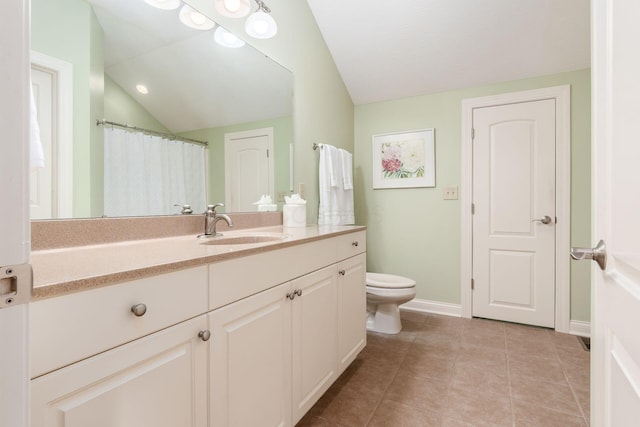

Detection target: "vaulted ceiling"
[306, 0, 590, 105]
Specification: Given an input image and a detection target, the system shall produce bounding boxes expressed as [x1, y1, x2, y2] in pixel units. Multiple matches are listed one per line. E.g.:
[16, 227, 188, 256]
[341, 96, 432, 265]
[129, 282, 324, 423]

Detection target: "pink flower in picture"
[382, 157, 401, 173]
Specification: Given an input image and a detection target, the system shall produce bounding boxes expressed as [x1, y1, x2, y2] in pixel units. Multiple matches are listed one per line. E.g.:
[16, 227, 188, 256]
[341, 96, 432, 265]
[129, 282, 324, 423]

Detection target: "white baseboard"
[401, 299, 591, 337]
[400, 298, 462, 318]
[569, 320, 591, 337]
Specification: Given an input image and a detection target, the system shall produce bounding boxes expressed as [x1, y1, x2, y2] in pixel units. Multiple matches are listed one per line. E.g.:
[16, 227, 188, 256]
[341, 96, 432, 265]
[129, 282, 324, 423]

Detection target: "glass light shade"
[245, 10, 277, 39]
[214, 27, 246, 48]
[214, 0, 251, 18]
[143, 0, 181, 10]
[179, 5, 216, 31]
[135, 84, 149, 95]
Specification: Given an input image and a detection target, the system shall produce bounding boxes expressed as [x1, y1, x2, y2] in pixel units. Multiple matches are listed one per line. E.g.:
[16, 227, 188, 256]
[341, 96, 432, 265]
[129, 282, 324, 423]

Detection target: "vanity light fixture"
[245, 0, 277, 39]
[135, 84, 149, 95]
[214, 0, 251, 18]
[143, 0, 181, 10]
[214, 27, 246, 48]
[179, 5, 216, 31]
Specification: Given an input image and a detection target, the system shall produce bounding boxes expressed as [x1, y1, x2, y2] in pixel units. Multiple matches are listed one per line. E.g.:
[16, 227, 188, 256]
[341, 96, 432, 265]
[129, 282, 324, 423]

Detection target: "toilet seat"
[365, 286, 416, 298]
[366, 272, 416, 289]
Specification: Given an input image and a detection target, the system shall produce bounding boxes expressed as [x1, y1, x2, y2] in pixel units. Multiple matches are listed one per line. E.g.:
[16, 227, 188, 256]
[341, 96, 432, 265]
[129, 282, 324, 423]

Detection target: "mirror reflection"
[30, 0, 293, 219]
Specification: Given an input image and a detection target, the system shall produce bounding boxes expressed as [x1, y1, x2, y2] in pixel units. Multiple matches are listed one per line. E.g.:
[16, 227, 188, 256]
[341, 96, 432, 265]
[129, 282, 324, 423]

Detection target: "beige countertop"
[31, 225, 365, 301]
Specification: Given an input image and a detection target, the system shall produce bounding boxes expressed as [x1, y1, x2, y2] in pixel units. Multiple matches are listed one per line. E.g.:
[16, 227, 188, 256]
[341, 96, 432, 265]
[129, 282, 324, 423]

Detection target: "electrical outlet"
[276, 192, 287, 202]
[298, 183, 305, 199]
[443, 185, 458, 200]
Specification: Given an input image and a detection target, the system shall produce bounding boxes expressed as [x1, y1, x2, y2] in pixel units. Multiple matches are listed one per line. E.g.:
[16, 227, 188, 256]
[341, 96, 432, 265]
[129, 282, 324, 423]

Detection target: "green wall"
[31, 0, 104, 217]
[180, 116, 293, 209]
[354, 69, 591, 322]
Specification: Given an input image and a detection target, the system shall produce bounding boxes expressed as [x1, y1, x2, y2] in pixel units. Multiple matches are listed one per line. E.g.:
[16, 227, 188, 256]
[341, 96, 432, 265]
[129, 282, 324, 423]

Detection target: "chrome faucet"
[199, 203, 233, 238]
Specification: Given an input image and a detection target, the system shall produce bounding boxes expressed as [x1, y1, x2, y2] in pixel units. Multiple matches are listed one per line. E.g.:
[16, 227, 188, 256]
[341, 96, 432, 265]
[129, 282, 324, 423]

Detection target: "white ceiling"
[306, 0, 590, 105]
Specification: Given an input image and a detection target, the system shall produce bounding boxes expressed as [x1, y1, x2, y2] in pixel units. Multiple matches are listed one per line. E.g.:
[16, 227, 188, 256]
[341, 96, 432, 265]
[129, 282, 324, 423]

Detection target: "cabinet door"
[31, 316, 209, 427]
[291, 266, 338, 424]
[210, 282, 292, 427]
[337, 253, 367, 374]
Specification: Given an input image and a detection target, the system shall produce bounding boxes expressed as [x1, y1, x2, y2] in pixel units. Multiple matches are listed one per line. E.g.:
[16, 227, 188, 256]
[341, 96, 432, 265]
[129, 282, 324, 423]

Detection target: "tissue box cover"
[283, 204, 306, 227]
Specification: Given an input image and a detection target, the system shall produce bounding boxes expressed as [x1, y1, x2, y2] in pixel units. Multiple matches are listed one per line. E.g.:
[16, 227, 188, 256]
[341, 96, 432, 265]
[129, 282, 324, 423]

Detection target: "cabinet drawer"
[335, 231, 366, 260]
[31, 266, 208, 378]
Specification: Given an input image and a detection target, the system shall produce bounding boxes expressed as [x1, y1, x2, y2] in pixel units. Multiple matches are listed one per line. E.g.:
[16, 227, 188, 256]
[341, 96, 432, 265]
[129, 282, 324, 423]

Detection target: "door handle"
[532, 215, 552, 225]
[570, 240, 607, 271]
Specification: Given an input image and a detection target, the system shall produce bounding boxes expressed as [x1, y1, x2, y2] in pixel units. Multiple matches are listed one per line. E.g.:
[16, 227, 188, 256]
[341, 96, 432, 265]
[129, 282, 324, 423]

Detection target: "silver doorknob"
[532, 215, 553, 225]
[570, 240, 607, 271]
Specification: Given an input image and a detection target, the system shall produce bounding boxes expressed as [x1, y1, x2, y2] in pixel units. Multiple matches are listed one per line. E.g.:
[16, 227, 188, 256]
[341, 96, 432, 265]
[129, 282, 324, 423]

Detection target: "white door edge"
[30, 50, 74, 218]
[460, 85, 572, 332]
[224, 127, 275, 209]
[0, 1, 31, 425]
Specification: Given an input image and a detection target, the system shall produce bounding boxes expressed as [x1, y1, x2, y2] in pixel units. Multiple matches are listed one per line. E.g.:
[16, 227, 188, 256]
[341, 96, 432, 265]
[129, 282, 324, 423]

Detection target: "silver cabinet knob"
[352, 241, 359, 247]
[570, 240, 607, 271]
[532, 215, 553, 225]
[286, 289, 303, 300]
[130, 303, 147, 317]
[198, 330, 211, 342]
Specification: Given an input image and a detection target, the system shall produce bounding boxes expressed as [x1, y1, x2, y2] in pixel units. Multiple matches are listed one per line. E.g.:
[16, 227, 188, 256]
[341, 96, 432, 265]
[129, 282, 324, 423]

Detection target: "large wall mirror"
[30, 0, 293, 219]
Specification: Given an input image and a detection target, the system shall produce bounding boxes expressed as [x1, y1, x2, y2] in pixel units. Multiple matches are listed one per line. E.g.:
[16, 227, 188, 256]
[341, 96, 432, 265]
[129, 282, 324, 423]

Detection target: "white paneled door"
[589, 0, 640, 424]
[224, 128, 274, 212]
[472, 99, 556, 327]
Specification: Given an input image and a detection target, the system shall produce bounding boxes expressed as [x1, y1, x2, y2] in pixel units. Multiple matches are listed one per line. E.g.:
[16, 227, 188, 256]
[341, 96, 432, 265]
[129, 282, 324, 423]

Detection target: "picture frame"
[372, 128, 435, 189]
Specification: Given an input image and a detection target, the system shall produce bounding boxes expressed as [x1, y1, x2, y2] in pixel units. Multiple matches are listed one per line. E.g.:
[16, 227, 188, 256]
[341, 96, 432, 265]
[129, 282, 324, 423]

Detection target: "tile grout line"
[364, 327, 415, 427]
[438, 322, 464, 426]
[503, 323, 517, 427]
[548, 329, 590, 425]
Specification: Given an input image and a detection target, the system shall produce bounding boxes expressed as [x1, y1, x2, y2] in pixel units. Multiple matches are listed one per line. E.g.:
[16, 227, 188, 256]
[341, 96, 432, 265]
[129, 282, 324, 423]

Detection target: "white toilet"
[366, 272, 416, 334]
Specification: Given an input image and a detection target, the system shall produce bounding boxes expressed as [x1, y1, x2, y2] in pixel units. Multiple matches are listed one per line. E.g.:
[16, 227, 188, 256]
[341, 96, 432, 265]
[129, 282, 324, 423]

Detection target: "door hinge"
[0, 264, 32, 309]
[471, 128, 475, 140]
[471, 278, 475, 290]
[266, 149, 270, 158]
[471, 203, 475, 215]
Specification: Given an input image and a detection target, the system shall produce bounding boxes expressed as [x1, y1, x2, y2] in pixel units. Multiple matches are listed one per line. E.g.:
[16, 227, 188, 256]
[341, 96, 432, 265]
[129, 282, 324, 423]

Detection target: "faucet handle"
[207, 203, 224, 214]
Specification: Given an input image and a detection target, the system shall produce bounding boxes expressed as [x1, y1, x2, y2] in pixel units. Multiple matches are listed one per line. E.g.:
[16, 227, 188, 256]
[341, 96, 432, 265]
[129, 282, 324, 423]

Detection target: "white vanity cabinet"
[31, 315, 209, 427]
[30, 228, 366, 427]
[209, 281, 293, 427]
[208, 231, 366, 426]
[337, 252, 367, 374]
[30, 266, 210, 427]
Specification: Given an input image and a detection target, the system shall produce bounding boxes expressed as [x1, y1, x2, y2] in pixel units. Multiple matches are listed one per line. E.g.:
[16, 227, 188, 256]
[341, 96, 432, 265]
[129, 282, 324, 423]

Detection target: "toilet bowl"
[366, 272, 416, 334]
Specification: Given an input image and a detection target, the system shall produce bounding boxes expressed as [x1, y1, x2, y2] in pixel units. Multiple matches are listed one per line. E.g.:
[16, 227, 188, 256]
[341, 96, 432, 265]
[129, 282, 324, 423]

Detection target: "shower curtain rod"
[96, 119, 208, 146]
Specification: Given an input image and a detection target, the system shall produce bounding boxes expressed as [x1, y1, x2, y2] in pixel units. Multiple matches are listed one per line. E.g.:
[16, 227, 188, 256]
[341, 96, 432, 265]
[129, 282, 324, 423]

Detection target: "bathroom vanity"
[29, 221, 366, 427]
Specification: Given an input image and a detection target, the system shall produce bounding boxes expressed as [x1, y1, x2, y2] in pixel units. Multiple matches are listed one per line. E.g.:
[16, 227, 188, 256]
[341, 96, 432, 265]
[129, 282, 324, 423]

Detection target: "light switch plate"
[443, 185, 458, 200]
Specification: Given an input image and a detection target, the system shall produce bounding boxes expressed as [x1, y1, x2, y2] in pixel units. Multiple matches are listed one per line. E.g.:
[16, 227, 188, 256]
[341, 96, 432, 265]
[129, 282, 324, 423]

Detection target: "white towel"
[328, 145, 340, 188]
[29, 83, 45, 170]
[339, 149, 353, 190]
[318, 144, 355, 225]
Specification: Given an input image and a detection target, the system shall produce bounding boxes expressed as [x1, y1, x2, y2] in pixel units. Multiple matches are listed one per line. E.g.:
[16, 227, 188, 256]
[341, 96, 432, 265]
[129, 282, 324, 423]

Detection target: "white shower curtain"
[104, 127, 206, 217]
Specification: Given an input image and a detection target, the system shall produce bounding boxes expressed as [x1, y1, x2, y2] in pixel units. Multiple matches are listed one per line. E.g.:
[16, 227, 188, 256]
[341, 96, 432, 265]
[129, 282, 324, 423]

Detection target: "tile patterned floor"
[297, 311, 590, 427]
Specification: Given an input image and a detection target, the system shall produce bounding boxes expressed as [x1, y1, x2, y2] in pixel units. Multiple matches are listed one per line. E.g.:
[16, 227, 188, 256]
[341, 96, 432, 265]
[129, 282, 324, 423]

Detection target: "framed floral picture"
[372, 129, 435, 189]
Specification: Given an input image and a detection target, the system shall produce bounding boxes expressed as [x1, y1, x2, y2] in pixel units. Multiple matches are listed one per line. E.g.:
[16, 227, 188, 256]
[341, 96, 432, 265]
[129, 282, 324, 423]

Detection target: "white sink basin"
[199, 233, 287, 245]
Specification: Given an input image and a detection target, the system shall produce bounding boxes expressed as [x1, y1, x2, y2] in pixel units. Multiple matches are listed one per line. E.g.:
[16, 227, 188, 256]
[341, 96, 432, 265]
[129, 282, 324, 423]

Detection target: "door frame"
[224, 127, 274, 211]
[460, 86, 571, 332]
[30, 50, 74, 218]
